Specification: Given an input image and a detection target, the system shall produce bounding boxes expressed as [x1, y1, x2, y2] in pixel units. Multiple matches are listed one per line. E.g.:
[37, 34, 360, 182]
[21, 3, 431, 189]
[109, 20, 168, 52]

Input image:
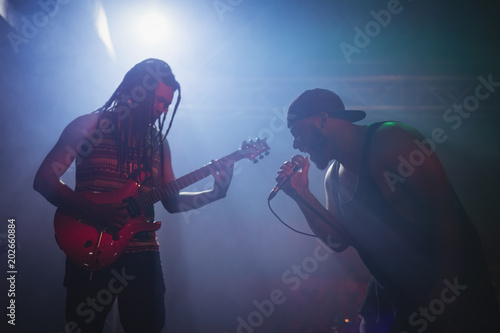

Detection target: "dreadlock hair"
[95, 58, 181, 180]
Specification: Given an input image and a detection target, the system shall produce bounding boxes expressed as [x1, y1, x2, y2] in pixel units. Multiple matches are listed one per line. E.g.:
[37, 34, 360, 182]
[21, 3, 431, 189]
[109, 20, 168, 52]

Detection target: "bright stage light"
[102, 2, 203, 73]
[134, 10, 170, 45]
[109, 3, 188, 62]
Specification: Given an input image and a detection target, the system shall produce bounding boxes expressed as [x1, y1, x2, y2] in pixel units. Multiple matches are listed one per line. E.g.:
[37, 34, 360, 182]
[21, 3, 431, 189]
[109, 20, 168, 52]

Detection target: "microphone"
[268, 155, 305, 201]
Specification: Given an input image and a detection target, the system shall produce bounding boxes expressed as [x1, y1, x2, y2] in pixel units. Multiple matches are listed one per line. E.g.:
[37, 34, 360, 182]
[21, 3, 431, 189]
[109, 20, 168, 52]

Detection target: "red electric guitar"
[54, 139, 270, 271]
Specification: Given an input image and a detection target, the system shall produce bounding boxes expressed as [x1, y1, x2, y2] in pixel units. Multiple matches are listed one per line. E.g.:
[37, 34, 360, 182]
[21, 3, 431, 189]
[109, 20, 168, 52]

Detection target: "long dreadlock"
[94, 58, 181, 180]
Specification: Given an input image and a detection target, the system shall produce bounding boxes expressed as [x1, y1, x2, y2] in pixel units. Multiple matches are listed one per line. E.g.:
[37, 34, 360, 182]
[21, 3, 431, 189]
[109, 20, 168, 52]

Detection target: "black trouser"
[64, 251, 166, 333]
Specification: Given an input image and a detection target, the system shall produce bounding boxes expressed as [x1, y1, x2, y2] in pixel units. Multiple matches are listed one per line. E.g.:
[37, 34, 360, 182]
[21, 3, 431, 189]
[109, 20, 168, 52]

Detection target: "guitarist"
[33, 59, 234, 333]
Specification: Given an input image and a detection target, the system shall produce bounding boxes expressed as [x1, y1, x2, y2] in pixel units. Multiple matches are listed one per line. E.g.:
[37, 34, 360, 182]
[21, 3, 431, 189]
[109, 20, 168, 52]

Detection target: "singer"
[275, 88, 499, 333]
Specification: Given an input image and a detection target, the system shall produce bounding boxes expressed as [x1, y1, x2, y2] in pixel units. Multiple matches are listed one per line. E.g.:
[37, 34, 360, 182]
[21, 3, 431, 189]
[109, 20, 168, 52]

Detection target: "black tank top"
[329, 122, 495, 315]
[330, 122, 435, 307]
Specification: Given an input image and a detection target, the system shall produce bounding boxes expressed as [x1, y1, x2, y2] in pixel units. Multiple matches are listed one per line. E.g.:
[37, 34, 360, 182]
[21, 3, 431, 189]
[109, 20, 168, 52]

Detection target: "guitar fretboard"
[135, 150, 244, 210]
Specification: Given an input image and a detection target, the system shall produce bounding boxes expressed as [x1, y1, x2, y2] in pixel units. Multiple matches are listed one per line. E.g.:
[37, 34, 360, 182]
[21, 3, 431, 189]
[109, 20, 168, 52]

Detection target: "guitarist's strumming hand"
[89, 202, 129, 231]
[208, 158, 235, 200]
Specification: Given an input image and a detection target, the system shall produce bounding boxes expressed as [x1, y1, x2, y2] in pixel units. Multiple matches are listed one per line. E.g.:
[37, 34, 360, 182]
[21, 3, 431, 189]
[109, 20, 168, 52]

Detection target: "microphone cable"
[267, 197, 317, 238]
[267, 193, 354, 246]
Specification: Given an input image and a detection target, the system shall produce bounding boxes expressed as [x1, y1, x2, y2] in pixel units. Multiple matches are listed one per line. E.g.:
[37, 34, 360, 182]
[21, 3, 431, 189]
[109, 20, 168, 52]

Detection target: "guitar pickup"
[123, 196, 141, 218]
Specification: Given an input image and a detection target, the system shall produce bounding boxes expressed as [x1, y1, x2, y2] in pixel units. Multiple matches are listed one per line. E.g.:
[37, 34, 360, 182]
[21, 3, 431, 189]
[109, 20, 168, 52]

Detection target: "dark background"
[1, 0, 499, 332]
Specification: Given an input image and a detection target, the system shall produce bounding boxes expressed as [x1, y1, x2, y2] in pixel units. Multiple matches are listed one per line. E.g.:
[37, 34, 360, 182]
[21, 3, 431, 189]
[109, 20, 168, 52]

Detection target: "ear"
[319, 112, 328, 128]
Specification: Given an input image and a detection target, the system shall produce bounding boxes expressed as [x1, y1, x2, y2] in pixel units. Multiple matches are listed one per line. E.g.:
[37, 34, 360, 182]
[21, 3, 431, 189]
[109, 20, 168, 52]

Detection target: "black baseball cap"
[287, 88, 366, 127]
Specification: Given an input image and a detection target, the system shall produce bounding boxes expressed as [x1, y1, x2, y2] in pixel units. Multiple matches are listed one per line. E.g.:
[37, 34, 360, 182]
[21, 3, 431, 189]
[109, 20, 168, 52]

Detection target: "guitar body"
[53, 138, 270, 271]
[54, 180, 161, 271]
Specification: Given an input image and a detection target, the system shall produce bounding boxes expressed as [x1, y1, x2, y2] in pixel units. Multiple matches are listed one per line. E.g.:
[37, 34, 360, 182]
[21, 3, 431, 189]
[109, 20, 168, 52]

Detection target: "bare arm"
[370, 122, 462, 299]
[160, 141, 235, 214]
[277, 157, 350, 250]
[33, 114, 128, 229]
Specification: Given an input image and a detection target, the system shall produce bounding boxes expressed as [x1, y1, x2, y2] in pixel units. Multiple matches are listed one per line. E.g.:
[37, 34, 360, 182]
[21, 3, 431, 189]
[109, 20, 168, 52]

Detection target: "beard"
[310, 152, 330, 170]
[306, 128, 330, 170]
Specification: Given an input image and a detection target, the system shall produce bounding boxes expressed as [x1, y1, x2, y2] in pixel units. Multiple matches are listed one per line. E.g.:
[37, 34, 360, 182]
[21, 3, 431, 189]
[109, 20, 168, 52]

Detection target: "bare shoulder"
[162, 138, 172, 156]
[369, 121, 425, 160]
[367, 121, 428, 190]
[372, 121, 423, 144]
[367, 121, 448, 196]
[65, 113, 99, 132]
[59, 113, 99, 142]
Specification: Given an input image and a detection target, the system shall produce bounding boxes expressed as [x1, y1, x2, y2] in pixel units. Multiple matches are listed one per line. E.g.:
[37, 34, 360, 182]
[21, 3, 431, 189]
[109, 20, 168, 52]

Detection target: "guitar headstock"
[239, 138, 271, 163]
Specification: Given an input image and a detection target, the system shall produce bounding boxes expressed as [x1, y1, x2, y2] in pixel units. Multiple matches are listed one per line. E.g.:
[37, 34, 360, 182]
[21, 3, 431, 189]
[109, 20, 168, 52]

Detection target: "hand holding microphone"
[268, 155, 307, 200]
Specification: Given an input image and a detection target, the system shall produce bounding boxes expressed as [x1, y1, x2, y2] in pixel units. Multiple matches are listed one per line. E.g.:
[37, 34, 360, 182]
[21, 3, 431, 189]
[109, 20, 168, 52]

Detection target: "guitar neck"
[136, 150, 245, 210]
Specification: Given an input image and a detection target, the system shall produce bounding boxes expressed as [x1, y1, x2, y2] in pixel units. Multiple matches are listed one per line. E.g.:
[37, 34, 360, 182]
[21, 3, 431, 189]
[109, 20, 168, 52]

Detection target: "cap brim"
[331, 110, 366, 122]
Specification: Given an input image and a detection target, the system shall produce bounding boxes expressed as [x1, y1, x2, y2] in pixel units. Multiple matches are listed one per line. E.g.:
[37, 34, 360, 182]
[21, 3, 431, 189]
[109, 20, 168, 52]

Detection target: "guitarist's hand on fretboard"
[209, 157, 235, 199]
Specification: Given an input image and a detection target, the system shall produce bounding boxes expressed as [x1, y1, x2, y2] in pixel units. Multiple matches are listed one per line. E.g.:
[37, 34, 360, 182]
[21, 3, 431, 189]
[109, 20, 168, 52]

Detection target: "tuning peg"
[265, 151, 270, 155]
[253, 159, 258, 164]
[259, 155, 264, 159]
